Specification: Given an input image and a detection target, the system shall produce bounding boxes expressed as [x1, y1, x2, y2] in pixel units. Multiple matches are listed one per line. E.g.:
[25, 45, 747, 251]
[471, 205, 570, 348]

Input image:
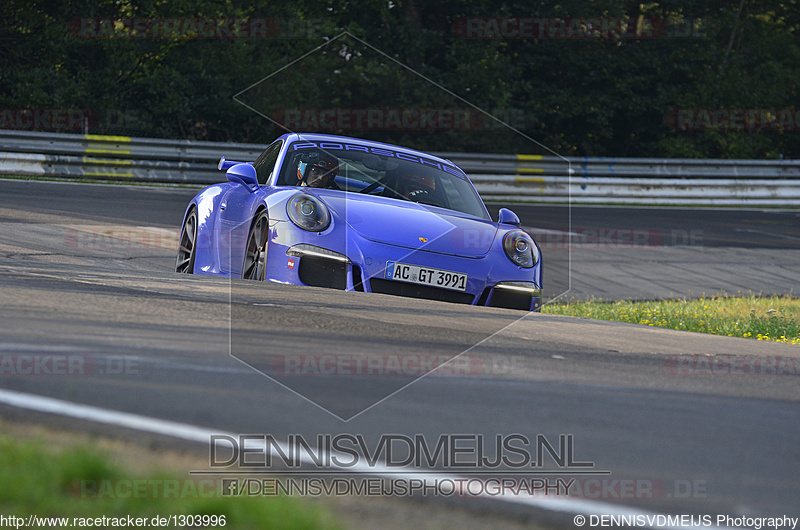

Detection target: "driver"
[297, 153, 340, 189]
[398, 173, 435, 201]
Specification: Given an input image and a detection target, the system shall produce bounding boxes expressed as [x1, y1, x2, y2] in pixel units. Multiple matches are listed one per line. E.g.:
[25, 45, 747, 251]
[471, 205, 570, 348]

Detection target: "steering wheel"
[407, 189, 431, 202]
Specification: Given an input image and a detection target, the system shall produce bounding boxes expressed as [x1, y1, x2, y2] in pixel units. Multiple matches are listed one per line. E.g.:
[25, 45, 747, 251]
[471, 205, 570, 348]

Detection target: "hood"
[318, 192, 498, 258]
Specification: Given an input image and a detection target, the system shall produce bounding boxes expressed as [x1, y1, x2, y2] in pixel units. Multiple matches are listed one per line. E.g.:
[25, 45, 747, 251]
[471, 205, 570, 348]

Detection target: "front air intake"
[370, 279, 474, 304]
[298, 257, 347, 290]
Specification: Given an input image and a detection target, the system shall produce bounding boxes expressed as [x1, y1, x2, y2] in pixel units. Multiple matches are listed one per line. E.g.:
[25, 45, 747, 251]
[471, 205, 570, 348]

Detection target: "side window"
[437, 177, 464, 212]
[252, 140, 283, 185]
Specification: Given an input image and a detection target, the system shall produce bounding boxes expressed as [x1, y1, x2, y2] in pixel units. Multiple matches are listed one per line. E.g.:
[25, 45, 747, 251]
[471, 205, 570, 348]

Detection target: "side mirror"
[497, 208, 521, 226]
[226, 163, 258, 192]
[219, 156, 252, 171]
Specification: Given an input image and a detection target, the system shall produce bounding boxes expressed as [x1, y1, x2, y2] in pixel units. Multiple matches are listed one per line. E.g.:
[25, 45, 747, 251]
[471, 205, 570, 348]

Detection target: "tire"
[242, 210, 269, 281]
[176, 207, 197, 274]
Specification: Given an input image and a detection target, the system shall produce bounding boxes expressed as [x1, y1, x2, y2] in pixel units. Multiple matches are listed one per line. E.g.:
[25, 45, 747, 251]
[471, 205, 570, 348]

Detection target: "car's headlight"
[503, 230, 538, 268]
[286, 194, 331, 232]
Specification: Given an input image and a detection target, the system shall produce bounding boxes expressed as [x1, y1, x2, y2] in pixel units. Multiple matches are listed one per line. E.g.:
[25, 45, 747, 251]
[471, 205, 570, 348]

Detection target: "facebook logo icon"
[221, 479, 238, 496]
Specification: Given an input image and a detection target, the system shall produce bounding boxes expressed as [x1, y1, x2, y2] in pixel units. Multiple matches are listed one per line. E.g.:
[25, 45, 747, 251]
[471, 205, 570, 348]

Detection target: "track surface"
[1, 179, 799, 523]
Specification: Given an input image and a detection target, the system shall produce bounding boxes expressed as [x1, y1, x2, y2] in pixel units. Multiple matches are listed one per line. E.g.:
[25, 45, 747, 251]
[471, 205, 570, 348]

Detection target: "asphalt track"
[0, 179, 799, 525]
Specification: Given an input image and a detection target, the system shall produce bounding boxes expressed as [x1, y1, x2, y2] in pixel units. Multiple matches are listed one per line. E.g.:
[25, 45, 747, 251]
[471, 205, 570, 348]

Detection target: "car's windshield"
[276, 142, 489, 220]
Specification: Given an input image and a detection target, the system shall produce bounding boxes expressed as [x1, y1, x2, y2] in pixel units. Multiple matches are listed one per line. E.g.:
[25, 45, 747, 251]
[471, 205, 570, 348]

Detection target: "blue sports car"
[176, 133, 542, 311]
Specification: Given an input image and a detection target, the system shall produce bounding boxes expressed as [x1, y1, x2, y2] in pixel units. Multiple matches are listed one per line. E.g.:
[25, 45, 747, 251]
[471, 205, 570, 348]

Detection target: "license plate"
[385, 262, 468, 292]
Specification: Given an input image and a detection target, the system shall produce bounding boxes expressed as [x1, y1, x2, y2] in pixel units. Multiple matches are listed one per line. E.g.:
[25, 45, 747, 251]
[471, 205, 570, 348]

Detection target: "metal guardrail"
[0, 130, 264, 184]
[2, 129, 799, 206]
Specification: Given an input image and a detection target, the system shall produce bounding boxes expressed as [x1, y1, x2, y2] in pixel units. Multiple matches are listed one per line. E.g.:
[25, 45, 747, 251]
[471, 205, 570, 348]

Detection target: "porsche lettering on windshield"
[291, 141, 465, 178]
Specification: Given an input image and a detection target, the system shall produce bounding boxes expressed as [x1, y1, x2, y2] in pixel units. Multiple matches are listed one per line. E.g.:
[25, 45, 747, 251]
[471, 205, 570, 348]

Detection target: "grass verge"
[0, 433, 341, 529]
[543, 295, 800, 345]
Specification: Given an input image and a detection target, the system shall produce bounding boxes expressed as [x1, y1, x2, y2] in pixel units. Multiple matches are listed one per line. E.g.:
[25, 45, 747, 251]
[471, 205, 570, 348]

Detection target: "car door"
[218, 186, 258, 275]
[218, 140, 283, 275]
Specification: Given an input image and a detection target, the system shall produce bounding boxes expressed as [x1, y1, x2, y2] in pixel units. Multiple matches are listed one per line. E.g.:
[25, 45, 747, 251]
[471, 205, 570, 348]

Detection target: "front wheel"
[242, 211, 269, 280]
[176, 207, 197, 274]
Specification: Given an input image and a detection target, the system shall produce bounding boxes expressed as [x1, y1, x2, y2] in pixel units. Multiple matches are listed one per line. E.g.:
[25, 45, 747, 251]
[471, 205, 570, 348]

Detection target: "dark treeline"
[1, 0, 798, 157]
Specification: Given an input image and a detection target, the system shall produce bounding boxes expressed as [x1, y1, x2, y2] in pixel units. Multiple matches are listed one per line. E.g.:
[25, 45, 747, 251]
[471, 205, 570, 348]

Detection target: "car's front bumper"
[268, 223, 542, 311]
